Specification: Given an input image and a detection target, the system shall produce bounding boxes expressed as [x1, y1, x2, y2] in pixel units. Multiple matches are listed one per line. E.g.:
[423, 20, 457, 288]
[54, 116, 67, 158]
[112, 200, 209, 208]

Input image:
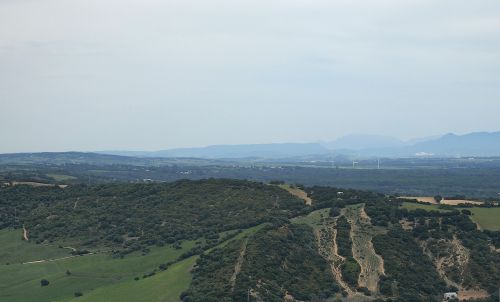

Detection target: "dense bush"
[336, 216, 361, 288]
[373, 228, 447, 301]
[0, 179, 306, 253]
[187, 224, 339, 302]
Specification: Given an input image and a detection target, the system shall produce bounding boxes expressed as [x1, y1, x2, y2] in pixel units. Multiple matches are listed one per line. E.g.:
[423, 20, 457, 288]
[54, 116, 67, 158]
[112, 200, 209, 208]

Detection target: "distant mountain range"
[99, 143, 331, 159]
[396, 132, 500, 157]
[322, 134, 407, 150]
[2, 132, 498, 162]
[98, 131, 500, 159]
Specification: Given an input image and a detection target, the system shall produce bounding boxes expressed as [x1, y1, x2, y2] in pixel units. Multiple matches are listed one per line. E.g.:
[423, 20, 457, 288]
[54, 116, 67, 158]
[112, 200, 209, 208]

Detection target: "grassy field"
[401, 202, 500, 230]
[64, 256, 197, 302]
[401, 202, 451, 212]
[291, 208, 330, 229]
[46, 174, 77, 181]
[0, 229, 70, 264]
[0, 229, 196, 302]
[466, 207, 500, 231]
[0, 224, 268, 302]
[67, 224, 267, 302]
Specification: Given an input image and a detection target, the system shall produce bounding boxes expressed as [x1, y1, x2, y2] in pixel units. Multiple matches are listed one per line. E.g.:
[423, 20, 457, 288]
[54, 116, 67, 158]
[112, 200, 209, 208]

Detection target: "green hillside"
[1, 180, 499, 302]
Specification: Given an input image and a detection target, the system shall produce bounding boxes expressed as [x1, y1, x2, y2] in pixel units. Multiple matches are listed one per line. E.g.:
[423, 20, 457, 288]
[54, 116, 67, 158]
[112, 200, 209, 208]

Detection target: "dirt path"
[359, 207, 371, 222]
[458, 289, 490, 301]
[22, 253, 94, 265]
[230, 238, 248, 292]
[344, 205, 385, 294]
[22, 225, 29, 241]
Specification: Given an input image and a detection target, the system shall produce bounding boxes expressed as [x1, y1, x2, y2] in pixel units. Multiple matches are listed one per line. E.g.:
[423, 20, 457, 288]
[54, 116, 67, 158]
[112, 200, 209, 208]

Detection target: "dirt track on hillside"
[314, 222, 354, 296]
[344, 205, 385, 293]
[230, 238, 248, 292]
[280, 185, 313, 206]
[22, 225, 29, 241]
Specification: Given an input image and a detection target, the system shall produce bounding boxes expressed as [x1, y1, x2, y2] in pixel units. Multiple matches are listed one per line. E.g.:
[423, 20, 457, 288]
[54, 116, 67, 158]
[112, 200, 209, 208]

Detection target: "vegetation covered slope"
[335, 216, 361, 290]
[373, 228, 448, 301]
[0, 179, 306, 255]
[185, 223, 338, 302]
[1, 180, 499, 302]
[398, 203, 500, 300]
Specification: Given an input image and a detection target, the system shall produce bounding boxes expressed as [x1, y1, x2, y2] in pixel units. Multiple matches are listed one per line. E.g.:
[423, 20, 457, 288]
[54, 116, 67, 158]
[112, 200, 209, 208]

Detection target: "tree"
[434, 195, 443, 203]
[40, 279, 50, 287]
[461, 209, 472, 216]
[329, 207, 341, 217]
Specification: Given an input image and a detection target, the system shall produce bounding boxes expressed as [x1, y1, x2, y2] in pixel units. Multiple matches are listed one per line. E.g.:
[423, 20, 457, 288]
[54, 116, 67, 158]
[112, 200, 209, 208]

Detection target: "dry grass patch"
[400, 196, 438, 204]
[458, 289, 490, 301]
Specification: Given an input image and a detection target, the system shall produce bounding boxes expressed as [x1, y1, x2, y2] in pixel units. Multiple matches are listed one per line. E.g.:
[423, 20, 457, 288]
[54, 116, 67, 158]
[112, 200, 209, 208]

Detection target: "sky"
[1, 0, 500, 153]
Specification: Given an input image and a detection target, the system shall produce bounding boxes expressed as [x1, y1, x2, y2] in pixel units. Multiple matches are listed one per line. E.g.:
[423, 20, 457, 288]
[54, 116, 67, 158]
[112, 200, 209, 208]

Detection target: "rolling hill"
[1, 179, 499, 301]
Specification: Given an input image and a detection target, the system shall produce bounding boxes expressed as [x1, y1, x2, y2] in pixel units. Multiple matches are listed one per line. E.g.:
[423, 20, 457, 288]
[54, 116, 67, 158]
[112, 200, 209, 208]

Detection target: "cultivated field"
[441, 199, 483, 206]
[466, 207, 500, 231]
[400, 196, 438, 204]
[400, 202, 450, 212]
[401, 202, 500, 231]
[46, 174, 77, 181]
[400, 196, 484, 206]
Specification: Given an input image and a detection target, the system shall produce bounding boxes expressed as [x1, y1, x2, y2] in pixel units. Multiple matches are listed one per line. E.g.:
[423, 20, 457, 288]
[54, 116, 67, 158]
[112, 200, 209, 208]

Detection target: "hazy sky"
[1, 0, 500, 152]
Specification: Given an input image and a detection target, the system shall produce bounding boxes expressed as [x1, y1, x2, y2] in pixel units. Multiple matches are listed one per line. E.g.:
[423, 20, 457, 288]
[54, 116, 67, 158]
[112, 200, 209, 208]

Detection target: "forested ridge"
[0, 179, 306, 255]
